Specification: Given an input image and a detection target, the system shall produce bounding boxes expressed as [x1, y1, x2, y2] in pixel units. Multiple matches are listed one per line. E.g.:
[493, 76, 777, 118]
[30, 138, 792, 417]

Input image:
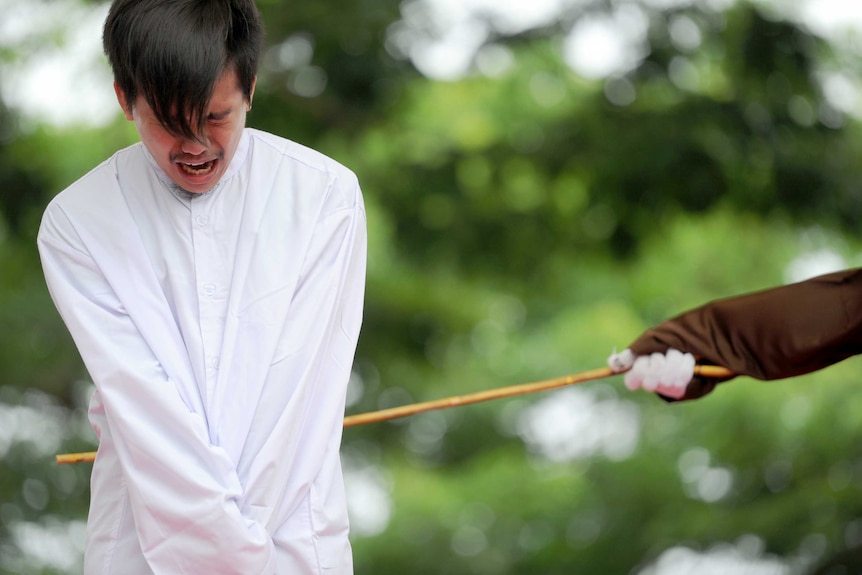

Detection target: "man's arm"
[38, 206, 275, 575]
[613, 268, 862, 400]
[239, 172, 367, 538]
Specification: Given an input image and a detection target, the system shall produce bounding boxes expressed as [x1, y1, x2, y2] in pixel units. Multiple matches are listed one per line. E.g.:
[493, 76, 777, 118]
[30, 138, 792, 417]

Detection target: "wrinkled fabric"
[38, 129, 366, 574]
[626, 268, 862, 400]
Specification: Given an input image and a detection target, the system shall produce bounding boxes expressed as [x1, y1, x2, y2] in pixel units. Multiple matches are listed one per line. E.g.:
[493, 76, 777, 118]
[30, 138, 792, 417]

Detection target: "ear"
[247, 76, 257, 111]
[114, 82, 134, 121]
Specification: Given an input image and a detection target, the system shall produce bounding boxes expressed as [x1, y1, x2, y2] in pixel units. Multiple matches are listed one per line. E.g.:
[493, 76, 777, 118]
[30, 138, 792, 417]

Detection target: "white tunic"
[37, 128, 366, 574]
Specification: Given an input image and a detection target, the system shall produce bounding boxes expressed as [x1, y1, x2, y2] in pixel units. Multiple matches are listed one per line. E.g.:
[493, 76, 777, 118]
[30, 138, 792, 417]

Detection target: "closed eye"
[207, 110, 231, 123]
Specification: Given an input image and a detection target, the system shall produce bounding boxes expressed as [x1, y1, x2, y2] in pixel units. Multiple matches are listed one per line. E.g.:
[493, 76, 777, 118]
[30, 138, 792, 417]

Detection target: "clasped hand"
[607, 348, 695, 399]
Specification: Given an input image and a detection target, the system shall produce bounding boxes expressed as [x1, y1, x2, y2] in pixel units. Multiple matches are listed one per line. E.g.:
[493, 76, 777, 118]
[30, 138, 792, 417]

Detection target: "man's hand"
[607, 348, 695, 399]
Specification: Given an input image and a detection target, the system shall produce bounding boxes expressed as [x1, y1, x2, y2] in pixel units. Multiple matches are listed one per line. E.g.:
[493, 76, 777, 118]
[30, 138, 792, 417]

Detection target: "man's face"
[115, 68, 255, 194]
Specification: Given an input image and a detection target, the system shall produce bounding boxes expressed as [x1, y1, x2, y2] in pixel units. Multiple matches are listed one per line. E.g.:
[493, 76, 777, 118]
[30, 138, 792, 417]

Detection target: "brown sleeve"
[628, 268, 862, 400]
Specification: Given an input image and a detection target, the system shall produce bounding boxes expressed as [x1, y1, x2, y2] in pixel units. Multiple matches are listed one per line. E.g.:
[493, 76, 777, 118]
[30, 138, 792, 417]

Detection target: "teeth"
[180, 160, 214, 175]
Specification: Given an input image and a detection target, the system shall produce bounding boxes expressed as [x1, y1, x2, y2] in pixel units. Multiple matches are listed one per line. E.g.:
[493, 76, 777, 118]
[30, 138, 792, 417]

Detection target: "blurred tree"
[0, 102, 47, 238]
[252, 0, 413, 137]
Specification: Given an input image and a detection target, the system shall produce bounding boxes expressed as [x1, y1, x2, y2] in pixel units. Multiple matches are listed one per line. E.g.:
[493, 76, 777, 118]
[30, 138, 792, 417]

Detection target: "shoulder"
[40, 144, 144, 238]
[245, 129, 361, 211]
[45, 143, 144, 212]
[246, 129, 355, 179]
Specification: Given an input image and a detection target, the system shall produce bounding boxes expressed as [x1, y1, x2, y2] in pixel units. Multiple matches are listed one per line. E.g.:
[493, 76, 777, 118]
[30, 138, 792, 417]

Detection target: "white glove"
[607, 348, 695, 399]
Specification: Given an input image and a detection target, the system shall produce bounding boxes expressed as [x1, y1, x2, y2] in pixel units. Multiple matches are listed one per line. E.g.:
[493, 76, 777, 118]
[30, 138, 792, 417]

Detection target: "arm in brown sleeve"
[628, 268, 862, 400]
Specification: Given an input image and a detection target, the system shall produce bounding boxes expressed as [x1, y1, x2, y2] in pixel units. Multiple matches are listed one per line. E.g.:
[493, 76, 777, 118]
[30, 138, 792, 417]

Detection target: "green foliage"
[2, 1, 862, 573]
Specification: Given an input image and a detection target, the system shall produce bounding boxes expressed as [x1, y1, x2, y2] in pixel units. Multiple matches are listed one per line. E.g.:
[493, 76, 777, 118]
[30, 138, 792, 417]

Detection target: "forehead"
[209, 68, 246, 105]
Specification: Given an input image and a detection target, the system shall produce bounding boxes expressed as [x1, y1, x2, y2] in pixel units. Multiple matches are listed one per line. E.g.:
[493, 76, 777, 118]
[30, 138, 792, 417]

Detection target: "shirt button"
[195, 215, 209, 226]
[211, 356, 220, 369]
[203, 283, 216, 296]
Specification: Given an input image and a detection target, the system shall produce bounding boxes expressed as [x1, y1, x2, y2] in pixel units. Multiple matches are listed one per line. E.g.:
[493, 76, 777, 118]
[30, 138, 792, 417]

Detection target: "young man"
[608, 268, 862, 401]
[37, 1, 366, 573]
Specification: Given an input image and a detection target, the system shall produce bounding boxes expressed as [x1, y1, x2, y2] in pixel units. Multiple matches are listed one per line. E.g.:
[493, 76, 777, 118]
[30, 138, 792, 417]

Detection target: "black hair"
[103, 0, 264, 141]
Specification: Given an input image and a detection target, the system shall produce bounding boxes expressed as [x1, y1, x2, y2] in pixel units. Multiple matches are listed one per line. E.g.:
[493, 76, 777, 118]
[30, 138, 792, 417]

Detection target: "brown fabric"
[627, 268, 862, 400]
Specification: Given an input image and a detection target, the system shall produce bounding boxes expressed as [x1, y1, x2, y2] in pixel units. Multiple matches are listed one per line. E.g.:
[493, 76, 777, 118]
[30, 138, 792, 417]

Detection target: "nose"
[180, 137, 208, 156]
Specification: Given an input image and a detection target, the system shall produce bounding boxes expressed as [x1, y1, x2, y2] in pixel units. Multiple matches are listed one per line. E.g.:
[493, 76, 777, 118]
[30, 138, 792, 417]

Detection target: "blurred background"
[2, 0, 862, 573]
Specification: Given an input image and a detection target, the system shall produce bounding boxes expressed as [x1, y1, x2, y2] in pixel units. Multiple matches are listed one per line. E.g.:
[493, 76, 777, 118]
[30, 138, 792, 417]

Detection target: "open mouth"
[178, 159, 216, 176]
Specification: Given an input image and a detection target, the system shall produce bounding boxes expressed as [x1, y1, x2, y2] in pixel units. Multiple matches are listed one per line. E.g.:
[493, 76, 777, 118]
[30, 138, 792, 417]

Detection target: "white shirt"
[37, 128, 366, 575]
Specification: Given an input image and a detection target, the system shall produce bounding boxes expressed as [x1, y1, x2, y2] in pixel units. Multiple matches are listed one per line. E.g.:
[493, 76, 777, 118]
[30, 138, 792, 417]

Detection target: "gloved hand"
[607, 348, 695, 400]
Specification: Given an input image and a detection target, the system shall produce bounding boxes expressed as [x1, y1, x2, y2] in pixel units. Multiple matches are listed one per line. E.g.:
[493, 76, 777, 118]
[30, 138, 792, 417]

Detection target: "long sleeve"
[235, 174, 366, 571]
[38, 202, 276, 574]
[627, 268, 862, 399]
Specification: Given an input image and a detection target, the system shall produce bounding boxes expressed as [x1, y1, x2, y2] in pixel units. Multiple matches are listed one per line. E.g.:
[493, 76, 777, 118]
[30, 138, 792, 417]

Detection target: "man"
[37, 1, 366, 573]
[607, 268, 862, 401]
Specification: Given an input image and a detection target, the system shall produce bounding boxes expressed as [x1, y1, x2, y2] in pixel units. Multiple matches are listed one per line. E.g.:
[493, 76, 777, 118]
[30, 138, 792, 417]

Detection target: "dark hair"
[103, 0, 264, 141]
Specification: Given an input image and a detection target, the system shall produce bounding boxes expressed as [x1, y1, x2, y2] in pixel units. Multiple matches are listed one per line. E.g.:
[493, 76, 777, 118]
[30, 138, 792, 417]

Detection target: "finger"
[640, 352, 666, 392]
[655, 381, 686, 399]
[624, 354, 652, 391]
[607, 348, 635, 373]
[655, 350, 695, 399]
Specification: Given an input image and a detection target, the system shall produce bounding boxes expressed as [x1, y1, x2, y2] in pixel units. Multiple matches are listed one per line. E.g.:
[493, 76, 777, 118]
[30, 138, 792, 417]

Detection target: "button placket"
[190, 200, 223, 399]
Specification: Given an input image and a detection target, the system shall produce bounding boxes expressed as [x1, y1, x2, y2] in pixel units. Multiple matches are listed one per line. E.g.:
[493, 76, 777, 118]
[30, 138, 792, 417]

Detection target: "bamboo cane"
[55, 364, 732, 465]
